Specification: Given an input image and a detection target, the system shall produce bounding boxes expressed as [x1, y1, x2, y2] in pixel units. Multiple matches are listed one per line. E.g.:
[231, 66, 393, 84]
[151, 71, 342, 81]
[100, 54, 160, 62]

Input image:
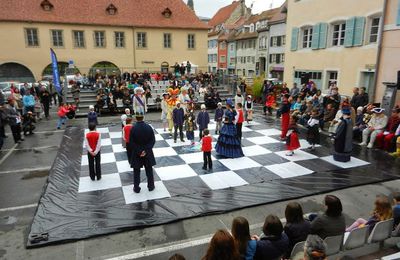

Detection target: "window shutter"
[318, 23, 328, 49]
[290, 27, 299, 51]
[353, 17, 366, 46]
[397, 0, 400, 26]
[344, 17, 356, 47]
[311, 23, 320, 49]
[277, 36, 282, 46]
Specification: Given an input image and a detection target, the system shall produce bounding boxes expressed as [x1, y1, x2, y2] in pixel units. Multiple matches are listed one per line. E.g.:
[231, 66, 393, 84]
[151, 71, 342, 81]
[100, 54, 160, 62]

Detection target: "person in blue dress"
[215, 98, 244, 158]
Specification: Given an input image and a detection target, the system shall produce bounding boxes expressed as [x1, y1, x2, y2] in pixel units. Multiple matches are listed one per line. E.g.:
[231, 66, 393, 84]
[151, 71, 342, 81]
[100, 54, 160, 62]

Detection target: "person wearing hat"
[244, 95, 253, 123]
[160, 93, 169, 132]
[214, 102, 224, 135]
[375, 107, 400, 151]
[360, 108, 388, 149]
[215, 99, 244, 158]
[132, 87, 147, 116]
[333, 107, 353, 162]
[197, 104, 210, 140]
[173, 101, 185, 143]
[129, 113, 156, 193]
[87, 105, 98, 127]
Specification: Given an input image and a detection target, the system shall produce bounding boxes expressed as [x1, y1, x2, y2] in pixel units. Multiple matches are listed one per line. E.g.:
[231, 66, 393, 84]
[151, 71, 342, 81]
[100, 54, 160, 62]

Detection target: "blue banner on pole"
[50, 48, 62, 95]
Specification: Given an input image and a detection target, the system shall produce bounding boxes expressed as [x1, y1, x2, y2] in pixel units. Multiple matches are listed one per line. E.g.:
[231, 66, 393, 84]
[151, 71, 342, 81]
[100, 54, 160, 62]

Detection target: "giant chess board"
[79, 120, 370, 205]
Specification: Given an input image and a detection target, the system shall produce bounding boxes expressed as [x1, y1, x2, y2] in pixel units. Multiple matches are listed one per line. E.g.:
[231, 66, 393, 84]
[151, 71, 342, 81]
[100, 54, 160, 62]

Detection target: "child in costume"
[132, 87, 147, 116]
[123, 117, 133, 164]
[244, 95, 253, 123]
[85, 123, 102, 181]
[178, 86, 191, 113]
[286, 115, 301, 156]
[306, 109, 321, 151]
[214, 102, 224, 135]
[166, 88, 180, 137]
[280, 94, 291, 140]
[235, 103, 244, 141]
[87, 105, 98, 127]
[160, 93, 169, 132]
[264, 92, 275, 115]
[201, 129, 213, 170]
[184, 102, 197, 145]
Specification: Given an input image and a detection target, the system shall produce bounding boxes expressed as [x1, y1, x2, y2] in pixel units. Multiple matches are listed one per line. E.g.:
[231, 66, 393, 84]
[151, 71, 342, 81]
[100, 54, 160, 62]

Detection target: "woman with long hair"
[231, 217, 256, 260]
[202, 229, 240, 260]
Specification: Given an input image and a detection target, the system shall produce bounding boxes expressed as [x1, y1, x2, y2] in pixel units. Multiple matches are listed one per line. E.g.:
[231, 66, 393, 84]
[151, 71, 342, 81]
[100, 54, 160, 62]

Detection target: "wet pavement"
[0, 108, 399, 259]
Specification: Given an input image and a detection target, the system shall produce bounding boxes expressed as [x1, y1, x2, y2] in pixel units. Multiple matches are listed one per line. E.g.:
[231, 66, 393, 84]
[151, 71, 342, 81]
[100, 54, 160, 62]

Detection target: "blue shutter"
[291, 27, 299, 51]
[397, 0, 400, 26]
[311, 24, 320, 50]
[318, 23, 328, 49]
[344, 17, 356, 47]
[353, 17, 366, 46]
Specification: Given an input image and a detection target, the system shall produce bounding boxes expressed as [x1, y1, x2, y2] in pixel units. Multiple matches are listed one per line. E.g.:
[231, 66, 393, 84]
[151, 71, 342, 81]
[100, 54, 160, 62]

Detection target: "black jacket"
[129, 121, 156, 168]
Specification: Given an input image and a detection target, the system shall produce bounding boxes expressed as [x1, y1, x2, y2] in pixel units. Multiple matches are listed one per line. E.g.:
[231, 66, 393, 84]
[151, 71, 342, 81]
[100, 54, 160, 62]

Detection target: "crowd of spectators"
[260, 80, 400, 157]
[168, 193, 400, 260]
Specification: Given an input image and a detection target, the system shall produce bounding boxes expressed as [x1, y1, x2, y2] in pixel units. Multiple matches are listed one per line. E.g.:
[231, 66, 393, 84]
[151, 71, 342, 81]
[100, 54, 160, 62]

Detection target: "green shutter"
[397, 0, 400, 25]
[318, 23, 328, 49]
[311, 24, 320, 50]
[353, 17, 366, 46]
[291, 27, 299, 51]
[344, 17, 356, 47]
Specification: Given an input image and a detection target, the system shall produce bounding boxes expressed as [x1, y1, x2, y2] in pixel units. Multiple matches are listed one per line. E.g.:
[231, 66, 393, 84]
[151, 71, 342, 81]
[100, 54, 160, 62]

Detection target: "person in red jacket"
[264, 93, 276, 115]
[375, 107, 400, 151]
[123, 117, 133, 164]
[85, 123, 102, 181]
[235, 103, 244, 141]
[56, 103, 70, 129]
[201, 129, 213, 170]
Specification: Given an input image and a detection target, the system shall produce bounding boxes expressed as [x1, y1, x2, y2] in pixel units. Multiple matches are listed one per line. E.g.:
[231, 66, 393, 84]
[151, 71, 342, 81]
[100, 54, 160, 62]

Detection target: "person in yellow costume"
[166, 88, 180, 136]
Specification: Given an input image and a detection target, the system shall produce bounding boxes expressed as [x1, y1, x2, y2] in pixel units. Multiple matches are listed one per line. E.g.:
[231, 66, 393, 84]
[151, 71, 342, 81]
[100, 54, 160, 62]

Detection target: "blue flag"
[50, 48, 62, 95]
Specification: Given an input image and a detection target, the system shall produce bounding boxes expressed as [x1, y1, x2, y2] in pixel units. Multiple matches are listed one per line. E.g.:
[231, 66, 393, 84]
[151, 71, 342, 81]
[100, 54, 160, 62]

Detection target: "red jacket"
[86, 131, 101, 154]
[57, 106, 69, 117]
[201, 135, 212, 152]
[236, 109, 244, 124]
[123, 125, 133, 143]
[266, 95, 276, 107]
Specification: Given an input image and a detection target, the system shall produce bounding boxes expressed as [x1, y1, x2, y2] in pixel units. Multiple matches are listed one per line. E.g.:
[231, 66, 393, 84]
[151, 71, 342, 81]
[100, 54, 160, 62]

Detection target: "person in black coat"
[173, 102, 185, 143]
[128, 114, 156, 193]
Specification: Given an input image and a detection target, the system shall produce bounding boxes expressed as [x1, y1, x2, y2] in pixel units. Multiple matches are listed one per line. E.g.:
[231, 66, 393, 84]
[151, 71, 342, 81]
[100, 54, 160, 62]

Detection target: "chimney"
[187, 0, 194, 11]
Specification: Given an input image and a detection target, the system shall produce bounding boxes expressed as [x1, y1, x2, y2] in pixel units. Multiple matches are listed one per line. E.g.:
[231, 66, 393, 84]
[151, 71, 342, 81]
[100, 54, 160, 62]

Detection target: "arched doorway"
[0, 62, 35, 82]
[89, 61, 121, 78]
[161, 62, 169, 73]
[42, 62, 80, 78]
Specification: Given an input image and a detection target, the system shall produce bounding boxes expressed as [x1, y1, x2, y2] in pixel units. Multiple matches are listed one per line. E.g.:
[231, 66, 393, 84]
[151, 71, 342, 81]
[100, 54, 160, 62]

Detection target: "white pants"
[362, 128, 383, 144]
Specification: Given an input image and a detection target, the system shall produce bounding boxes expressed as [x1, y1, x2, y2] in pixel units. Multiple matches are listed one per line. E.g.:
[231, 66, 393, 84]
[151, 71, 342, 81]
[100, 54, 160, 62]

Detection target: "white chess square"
[247, 136, 280, 145]
[112, 144, 126, 153]
[275, 150, 318, 162]
[265, 162, 314, 178]
[155, 134, 163, 141]
[116, 160, 131, 173]
[200, 171, 248, 190]
[81, 152, 116, 166]
[122, 181, 171, 204]
[256, 129, 282, 136]
[109, 131, 122, 138]
[299, 139, 321, 149]
[165, 138, 192, 147]
[97, 127, 110, 133]
[153, 147, 177, 157]
[242, 145, 272, 157]
[178, 152, 216, 164]
[320, 156, 370, 168]
[245, 120, 261, 126]
[101, 138, 112, 146]
[155, 164, 197, 181]
[219, 157, 261, 171]
[78, 173, 122, 193]
[241, 126, 252, 132]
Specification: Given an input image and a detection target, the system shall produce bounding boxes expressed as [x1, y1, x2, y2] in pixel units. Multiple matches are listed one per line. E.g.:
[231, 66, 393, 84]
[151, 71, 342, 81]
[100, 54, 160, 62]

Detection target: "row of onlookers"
[167, 193, 400, 260]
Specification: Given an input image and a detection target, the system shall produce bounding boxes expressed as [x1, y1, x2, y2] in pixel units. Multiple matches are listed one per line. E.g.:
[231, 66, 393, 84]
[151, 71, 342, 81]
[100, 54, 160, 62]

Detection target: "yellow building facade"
[0, 0, 208, 82]
[284, 0, 384, 97]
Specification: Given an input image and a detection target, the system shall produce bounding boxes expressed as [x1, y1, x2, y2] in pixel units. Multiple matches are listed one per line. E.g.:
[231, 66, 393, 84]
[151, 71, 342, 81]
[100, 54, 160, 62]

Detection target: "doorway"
[360, 71, 375, 94]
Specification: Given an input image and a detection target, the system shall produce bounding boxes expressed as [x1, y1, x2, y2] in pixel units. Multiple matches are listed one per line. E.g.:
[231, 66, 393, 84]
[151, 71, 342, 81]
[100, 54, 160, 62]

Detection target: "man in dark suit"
[129, 114, 156, 193]
[173, 101, 185, 143]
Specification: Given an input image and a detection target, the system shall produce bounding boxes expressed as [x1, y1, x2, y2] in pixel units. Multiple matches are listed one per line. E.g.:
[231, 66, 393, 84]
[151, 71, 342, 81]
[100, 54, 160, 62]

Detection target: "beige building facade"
[284, 0, 384, 97]
[0, 0, 208, 82]
[375, 0, 400, 104]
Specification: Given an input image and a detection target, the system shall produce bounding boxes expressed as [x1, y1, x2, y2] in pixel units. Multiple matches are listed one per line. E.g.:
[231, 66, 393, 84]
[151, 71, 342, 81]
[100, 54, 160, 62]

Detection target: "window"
[246, 56, 250, 63]
[163, 33, 171, 48]
[327, 71, 338, 86]
[115, 32, 125, 48]
[269, 54, 276, 63]
[251, 57, 255, 64]
[73, 30, 85, 48]
[220, 42, 226, 49]
[137, 32, 147, 48]
[230, 57, 235, 65]
[188, 34, 195, 49]
[281, 53, 285, 63]
[51, 30, 63, 47]
[282, 36, 286, 46]
[25, 28, 39, 46]
[208, 55, 212, 63]
[369, 17, 380, 43]
[220, 56, 226, 63]
[213, 54, 217, 63]
[332, 23, 346, 46]
[302, 28, 313, 48]
[94, 31, 106, 47]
